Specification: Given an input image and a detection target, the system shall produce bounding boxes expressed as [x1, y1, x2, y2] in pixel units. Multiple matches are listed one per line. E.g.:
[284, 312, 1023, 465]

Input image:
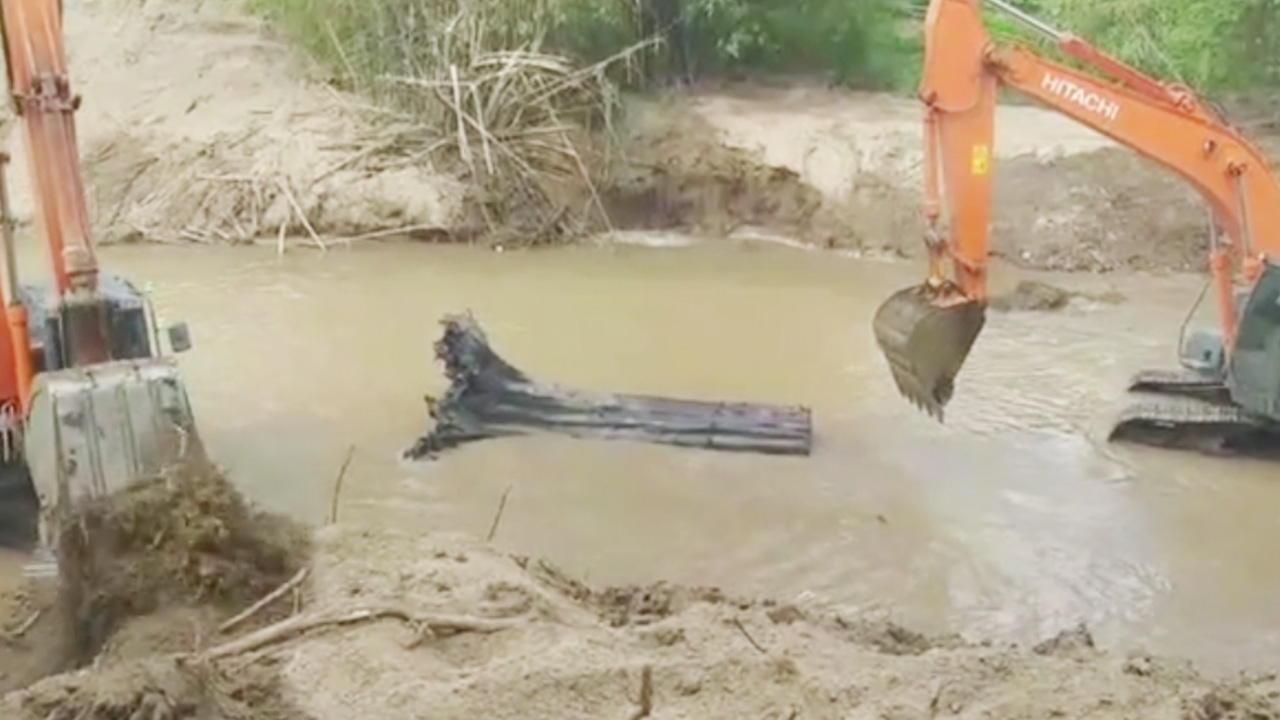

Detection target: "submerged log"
[403, 313, 813, 459]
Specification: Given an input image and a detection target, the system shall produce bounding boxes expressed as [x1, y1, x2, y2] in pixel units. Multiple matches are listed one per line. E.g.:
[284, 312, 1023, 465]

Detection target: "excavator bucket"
[21, 357, 201, 556]
[872, 284, 987, 420]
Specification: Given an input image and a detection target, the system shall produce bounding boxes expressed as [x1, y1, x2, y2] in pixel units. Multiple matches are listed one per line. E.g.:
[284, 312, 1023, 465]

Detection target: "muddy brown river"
[21, 239, 1280, 675]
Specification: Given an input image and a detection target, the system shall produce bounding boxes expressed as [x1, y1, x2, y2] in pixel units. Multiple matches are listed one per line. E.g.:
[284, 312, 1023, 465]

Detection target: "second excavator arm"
[0, 0, 112, 399]
[874, 0, 1280, 419]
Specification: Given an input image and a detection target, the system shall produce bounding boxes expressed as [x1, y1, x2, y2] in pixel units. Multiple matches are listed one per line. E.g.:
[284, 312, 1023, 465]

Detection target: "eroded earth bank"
[19, 0, 1259, 271]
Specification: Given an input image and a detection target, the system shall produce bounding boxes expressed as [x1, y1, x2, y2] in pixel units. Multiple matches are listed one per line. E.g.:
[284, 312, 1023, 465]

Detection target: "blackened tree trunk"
[403, 313, 813, 460]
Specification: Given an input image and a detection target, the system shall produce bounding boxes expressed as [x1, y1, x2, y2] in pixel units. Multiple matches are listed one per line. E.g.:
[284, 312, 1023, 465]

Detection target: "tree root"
[200, 607, 523, 661]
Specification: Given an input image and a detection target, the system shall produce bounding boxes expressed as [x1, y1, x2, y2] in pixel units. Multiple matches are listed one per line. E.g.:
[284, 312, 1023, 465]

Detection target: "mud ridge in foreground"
[0, 463, 1276, 720]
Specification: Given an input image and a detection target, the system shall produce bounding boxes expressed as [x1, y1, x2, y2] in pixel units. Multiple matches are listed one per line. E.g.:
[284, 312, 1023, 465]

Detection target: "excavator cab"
[1227, 260, 1280, 419]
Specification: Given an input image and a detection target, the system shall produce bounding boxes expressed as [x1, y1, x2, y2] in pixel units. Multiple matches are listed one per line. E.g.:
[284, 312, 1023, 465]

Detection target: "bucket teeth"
[885, 363, 948, 421]
[872, 284, 986, 422]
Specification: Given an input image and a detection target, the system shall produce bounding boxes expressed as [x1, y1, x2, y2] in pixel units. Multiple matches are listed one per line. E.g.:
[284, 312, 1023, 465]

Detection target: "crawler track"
[1125, 369, 1232, 403]
[1105, 384, 1274, 456]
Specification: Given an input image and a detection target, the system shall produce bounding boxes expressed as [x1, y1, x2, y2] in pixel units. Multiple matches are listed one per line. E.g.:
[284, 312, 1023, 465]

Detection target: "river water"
[36, 238, 1280, 674]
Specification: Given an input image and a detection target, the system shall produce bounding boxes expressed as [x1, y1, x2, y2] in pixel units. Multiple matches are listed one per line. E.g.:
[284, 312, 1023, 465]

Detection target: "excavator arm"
[0, 0, 97, 298]
[874, 0, 1280, 421]
[0, 0, 108, 409]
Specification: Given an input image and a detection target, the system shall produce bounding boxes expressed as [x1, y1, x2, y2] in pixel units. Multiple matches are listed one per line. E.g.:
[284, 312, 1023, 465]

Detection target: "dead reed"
[98, 0, 656, 249]
[359, 1, 657, 245]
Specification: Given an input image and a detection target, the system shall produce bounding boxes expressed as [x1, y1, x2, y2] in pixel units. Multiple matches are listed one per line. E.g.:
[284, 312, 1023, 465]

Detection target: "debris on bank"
[990, 279, 1127, 312]
[1, 463, 1278, 720]
[403, 312, 813, 460]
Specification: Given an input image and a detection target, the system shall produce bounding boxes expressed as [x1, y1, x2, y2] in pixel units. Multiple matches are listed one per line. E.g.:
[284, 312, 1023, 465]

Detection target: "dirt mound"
[56, 460, 310, 664]
[47, 0, 851, 252]
[990, 279, 1127, 312]
[601, 104, 847, 247]
[596, 109, 1219, 273]
[0, 456, 312, 717]
[686, 86, 1280, 272]
[11, 654, 306, 720]
[36, 0, 1261, 269]
[0, 459, 311, 717]
[8, 524, 1273, 720]
[990, 148, 1209, 272]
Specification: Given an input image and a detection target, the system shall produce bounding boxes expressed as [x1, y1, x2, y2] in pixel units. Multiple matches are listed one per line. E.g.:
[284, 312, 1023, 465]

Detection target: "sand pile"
[5, 501, 1278, 719]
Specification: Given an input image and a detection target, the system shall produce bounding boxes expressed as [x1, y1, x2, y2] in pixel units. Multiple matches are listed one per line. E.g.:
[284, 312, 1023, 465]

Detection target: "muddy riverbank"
[23, 0, 1262, 272]
[2, 467, 1278, 720]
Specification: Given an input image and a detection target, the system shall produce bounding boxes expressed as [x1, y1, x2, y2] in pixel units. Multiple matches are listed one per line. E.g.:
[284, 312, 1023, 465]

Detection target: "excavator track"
[1108, 393, 1280, 459]
[1125, 368, 1232, 403]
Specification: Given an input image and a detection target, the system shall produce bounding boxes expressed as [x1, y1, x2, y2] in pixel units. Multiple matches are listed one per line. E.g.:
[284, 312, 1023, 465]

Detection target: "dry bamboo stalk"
[218, 567, 310, 635]
[450, 63, 473, 170]
[276, 179, 327, 252]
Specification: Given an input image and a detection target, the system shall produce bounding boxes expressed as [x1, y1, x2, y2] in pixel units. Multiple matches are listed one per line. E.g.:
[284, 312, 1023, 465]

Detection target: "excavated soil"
[54, 459, 310, 663]
[989, 280, 1126, 312]
[683, 86, 1280, 272]
[0, 470, 1277, 720]
[607, 96, 1229, 271]
[0, 460, 311, 716]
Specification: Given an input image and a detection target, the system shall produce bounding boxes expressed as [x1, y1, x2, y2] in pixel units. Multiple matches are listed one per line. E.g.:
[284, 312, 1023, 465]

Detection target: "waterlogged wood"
[403, 313, 813, 459]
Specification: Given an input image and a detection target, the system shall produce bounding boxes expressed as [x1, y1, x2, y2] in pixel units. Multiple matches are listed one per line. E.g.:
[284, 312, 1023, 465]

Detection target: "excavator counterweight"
[876, 0, 1280, 458]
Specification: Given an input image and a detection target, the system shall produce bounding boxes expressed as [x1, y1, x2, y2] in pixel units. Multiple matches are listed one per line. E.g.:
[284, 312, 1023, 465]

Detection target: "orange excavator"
[873, 0, 1280, 455]
[0, 0, 198, 553]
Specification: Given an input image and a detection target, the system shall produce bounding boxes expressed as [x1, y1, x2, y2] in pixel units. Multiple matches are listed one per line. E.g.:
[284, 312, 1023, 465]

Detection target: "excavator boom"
[874, 0, 1280, 454]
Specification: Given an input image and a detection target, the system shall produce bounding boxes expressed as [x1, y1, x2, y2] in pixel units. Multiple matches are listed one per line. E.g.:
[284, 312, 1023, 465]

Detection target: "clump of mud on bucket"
[53, 457, 311, 665]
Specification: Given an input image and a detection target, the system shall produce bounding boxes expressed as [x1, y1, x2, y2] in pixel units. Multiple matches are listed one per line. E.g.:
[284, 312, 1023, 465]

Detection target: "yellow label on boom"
[970, 144, 990, 175]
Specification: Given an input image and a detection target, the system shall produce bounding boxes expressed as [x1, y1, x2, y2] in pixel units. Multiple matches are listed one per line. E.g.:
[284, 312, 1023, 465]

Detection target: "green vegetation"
[246, 0, 1280, 98]
[244, 0, 922, 97]
[1028, 0, 1280, 93]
